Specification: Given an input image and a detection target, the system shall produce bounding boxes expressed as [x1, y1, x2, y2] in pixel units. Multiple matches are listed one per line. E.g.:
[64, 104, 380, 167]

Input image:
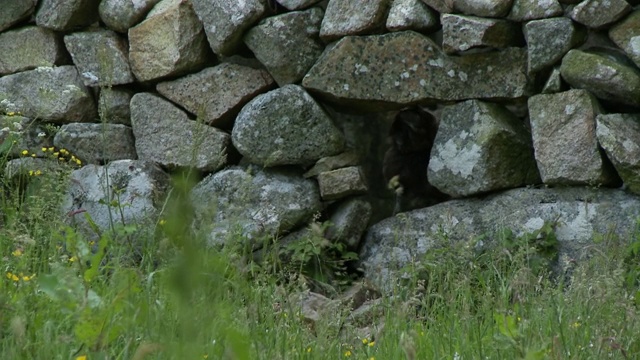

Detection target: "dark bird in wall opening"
[383, 107, 449, 214]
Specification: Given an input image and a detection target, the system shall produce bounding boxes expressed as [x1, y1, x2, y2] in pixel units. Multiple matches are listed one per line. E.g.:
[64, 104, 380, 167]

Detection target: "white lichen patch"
[431, 139, 481, 178]
[629, 36, 640, 55]
[555, 204, 597, 241]
[354, 63, 369, 74]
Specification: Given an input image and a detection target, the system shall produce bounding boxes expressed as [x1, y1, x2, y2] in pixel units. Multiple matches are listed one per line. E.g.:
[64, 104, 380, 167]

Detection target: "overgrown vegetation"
[1, 110, 640, 359]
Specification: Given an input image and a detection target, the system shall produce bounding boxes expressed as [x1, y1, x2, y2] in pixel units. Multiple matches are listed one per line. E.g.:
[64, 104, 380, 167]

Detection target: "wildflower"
[368, 341, 375, 347]
[362, 339, 369, 345]
[344, 350, 352, 357]
[369, 358, 375, 360]
[37, 132, 46, 138]
[42, 147, 48, 152]
[11, 249, 22, 257]
[203, 355, 208, 359]
[7, 111, 15, 116]
[53, 152, 59, 157]
[571, 321, 581, 328]
[28, 170, 34, 176]
[307, 347, 312, 353]
[60, 148, 68, 155]
[30, 153, 36, 157]
[48, 147, 54, 152]
[6, 272, 19, 282]
[22, 274, 35, 281]
[35, 170, 42, 176]
[69, 256, 78, 262]
[75, 159, 82, 165]
[76, 356, 87, 360]
[21, 150, 28, 156]
[159, 219, 167, 226]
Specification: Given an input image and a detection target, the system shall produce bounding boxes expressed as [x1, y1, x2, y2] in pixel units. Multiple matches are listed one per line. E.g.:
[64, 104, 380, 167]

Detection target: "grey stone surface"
[508, 0, 562, 21]
[190, 166, 323, 245]
[442, 14, 522, 54]
[525, 17, 586, 74]
[541, 67, 563, 94]
[62, 160, 170, 239]
[244, 7, 324, 86]
[303, 31, 531, 111]
[157, 63, 274, 127]
[528, 89, 618, 186]
[317, 166, 369, 201]
[569, 0, 631, 29]
[319, 0, 391, 42]
[303, 151, 360, 178]
[4, 157, 60, 182]
[98, 87, 133, 125]
[609, 10, 640, 69]
[419, 0, 453, 13]
[455, 0, 513, 17]
[0, 26, 67, 76]
[428, 100, 539, 198]
[232, 85, 345, 167]
[360, 187, 640, 291]
[325, 198, 373, 249]
[64, 29, 134, 87]
[0, 66, 97, 124]
[276, 0, 323, 10]
[191, 0, 268, 56]
[0, 0, 36, 32]
[128, 0, 210, 82]
[99, 0, 161, 33]
[36, 0, 100, 31]
[560, 49, 640, 107]
[130, 93, 230, 172]
[386, 0, 439, 33]
[596, 114, 640, 195]
[53, 123, 137, 164]
[0, 115, 53, 158]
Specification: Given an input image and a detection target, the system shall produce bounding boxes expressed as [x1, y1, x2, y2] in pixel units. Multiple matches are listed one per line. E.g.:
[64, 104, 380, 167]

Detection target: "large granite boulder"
[0, 26, 67, 76]
[507, 0, 563, 21]
[609, 10, 640, 69]
[99, 0, 162, 33]
[35, 0, 100, 31]
[596, 114, 640, 195]
[319, 0, 391, 42]
[568, 0, 631, 29]
[524, 17, 586, 74]
[53, 123, 137, 165]
[441, 14, 522, 54]
[386, 0, 438, 33]
[0, 0, 37, 32]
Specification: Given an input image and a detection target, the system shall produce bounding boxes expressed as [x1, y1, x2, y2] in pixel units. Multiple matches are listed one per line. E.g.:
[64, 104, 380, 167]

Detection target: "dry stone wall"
[2, 0, 640, 286]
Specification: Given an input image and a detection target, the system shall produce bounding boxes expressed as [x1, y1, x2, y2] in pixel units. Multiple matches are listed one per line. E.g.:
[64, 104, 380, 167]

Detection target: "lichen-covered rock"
[0, 0, 36, 32]
[442, 14, 522, 54]
[0, 66, 97, 123]
[244, 7, 324, 86]
[53, 123, 137, 164]
[99, 87, 133, 125]
[35, 0, 100, 31]
[128, 0, 209, 82]
[0, 26, 67, 76]
[190, 0, 268, 56]
[303, 31, 531, 111]
[568, 0, 631, 29]
[525, 17, 586, 74]
[455, 0, 513, 18]
[360, 187, 640, 291]
[541, 67, 563, 94]
[596, 114, 640, 195]
[317, 166, 368, 201]
[386, 0, 438, 33]
[419, 0, 453, 13]
[609, 10, 640, 69]
[528, 89, 619, 186]
[190, 166, 323, 245]
[99, 0, 161, 33]
[325, 198, 372, 249]
[276, 0, 323, 10]
[64, 29, 134, 87]
[319, 0, 391, 42]
[560, 49, 640, 107]
[428, 100, 539, 197]
[303, 151, 360, 178]
[508, 0, 562, 21]
[130, 93, 230, 172]
[157, 63, 274, 127]
[62, 160, 170, 240]
[232, 85, 345, 166]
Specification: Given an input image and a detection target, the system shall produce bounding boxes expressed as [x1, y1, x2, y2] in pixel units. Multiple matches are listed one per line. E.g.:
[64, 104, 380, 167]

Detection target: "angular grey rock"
[244, 7, 325, 86]
[317, 166, 369, 201]
[0, 26, 66, 76]
[190, 166, 322, 245]
[319, 0, 391, 42]
[303, 31, 531, 111]
[191, 0, 268, 57]
[528, 89, 617, 185]
[53, 123, 137, 164]
[0, 66, 97, 123]
[454, 0, 513, 17]
[128, 0, 210, 82]
[62, 160, 170, 239]
[386, 0, 439, 33]
[303, 151, 360, 178]
[325, 198, 373, 249]
[428, 100, 539, 197]
[0, 115, 53, 158]
[98, 88, 133, 125]
[157, 63, 274, 127]
[609, 10, 640, 69]
[360, 187, 640, 291]
[291, 291, 332, 323]
[35, 0, 100, 31]
[541, 67, 563, 94]
[64, 30, 134, 87]
[232, 85, 345, 166]
[596, 114, 640, 195]
[568, 0, 631, 29]
[276, 0, 324, 10]
[442, 14, 522, 54]
[508, 0, 562, 21]
[4, 157, 60, 182]
[99, 0, 161, 33]
[525, 17, 586, 74]
[130, 93, 230, 172]
[560, 49, 640, 107]
[0, 0, 36, 32]
[419, 0, 453, 13]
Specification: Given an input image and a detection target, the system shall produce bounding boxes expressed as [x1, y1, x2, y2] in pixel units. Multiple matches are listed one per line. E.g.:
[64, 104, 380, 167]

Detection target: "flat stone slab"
[319, 0, 391, 42]
[317, 166, 369, 201]
[0, 26, 66, 76]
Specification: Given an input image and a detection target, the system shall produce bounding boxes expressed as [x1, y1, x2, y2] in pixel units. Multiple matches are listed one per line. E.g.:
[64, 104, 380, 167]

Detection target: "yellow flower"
[60, 148, 68, 154]
[76, 159, 82, 165]
[368, 341, 375, 347]
[30, 153, 36, 157]
[203, 355, 208, 359]
[6, 272, 19, 282]
[344, 350, 352, 357]
[35, 170, 42, 176]
[362, 338, 369, 345]
[69, 256, 78, 262]
[159, 219, 167, 226]
[11, 249, 22, 257]
[571, 321, 581, 328]
[42, 147, 48, 152]
[21, 150, 28, 156]
[7, 111, 15, 116]
[76, 355, 87, 360]
[22, 274, 35, 281]
[28, 170, 34, 176]
[306, 347, 312, 353]
[369, 358, 375, 360]
[48, 147, 54, 152]
[53, 152, 59, 157]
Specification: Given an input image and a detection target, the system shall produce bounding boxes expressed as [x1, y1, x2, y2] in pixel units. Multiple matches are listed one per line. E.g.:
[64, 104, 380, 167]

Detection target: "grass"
[1, 117, 640, 360]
